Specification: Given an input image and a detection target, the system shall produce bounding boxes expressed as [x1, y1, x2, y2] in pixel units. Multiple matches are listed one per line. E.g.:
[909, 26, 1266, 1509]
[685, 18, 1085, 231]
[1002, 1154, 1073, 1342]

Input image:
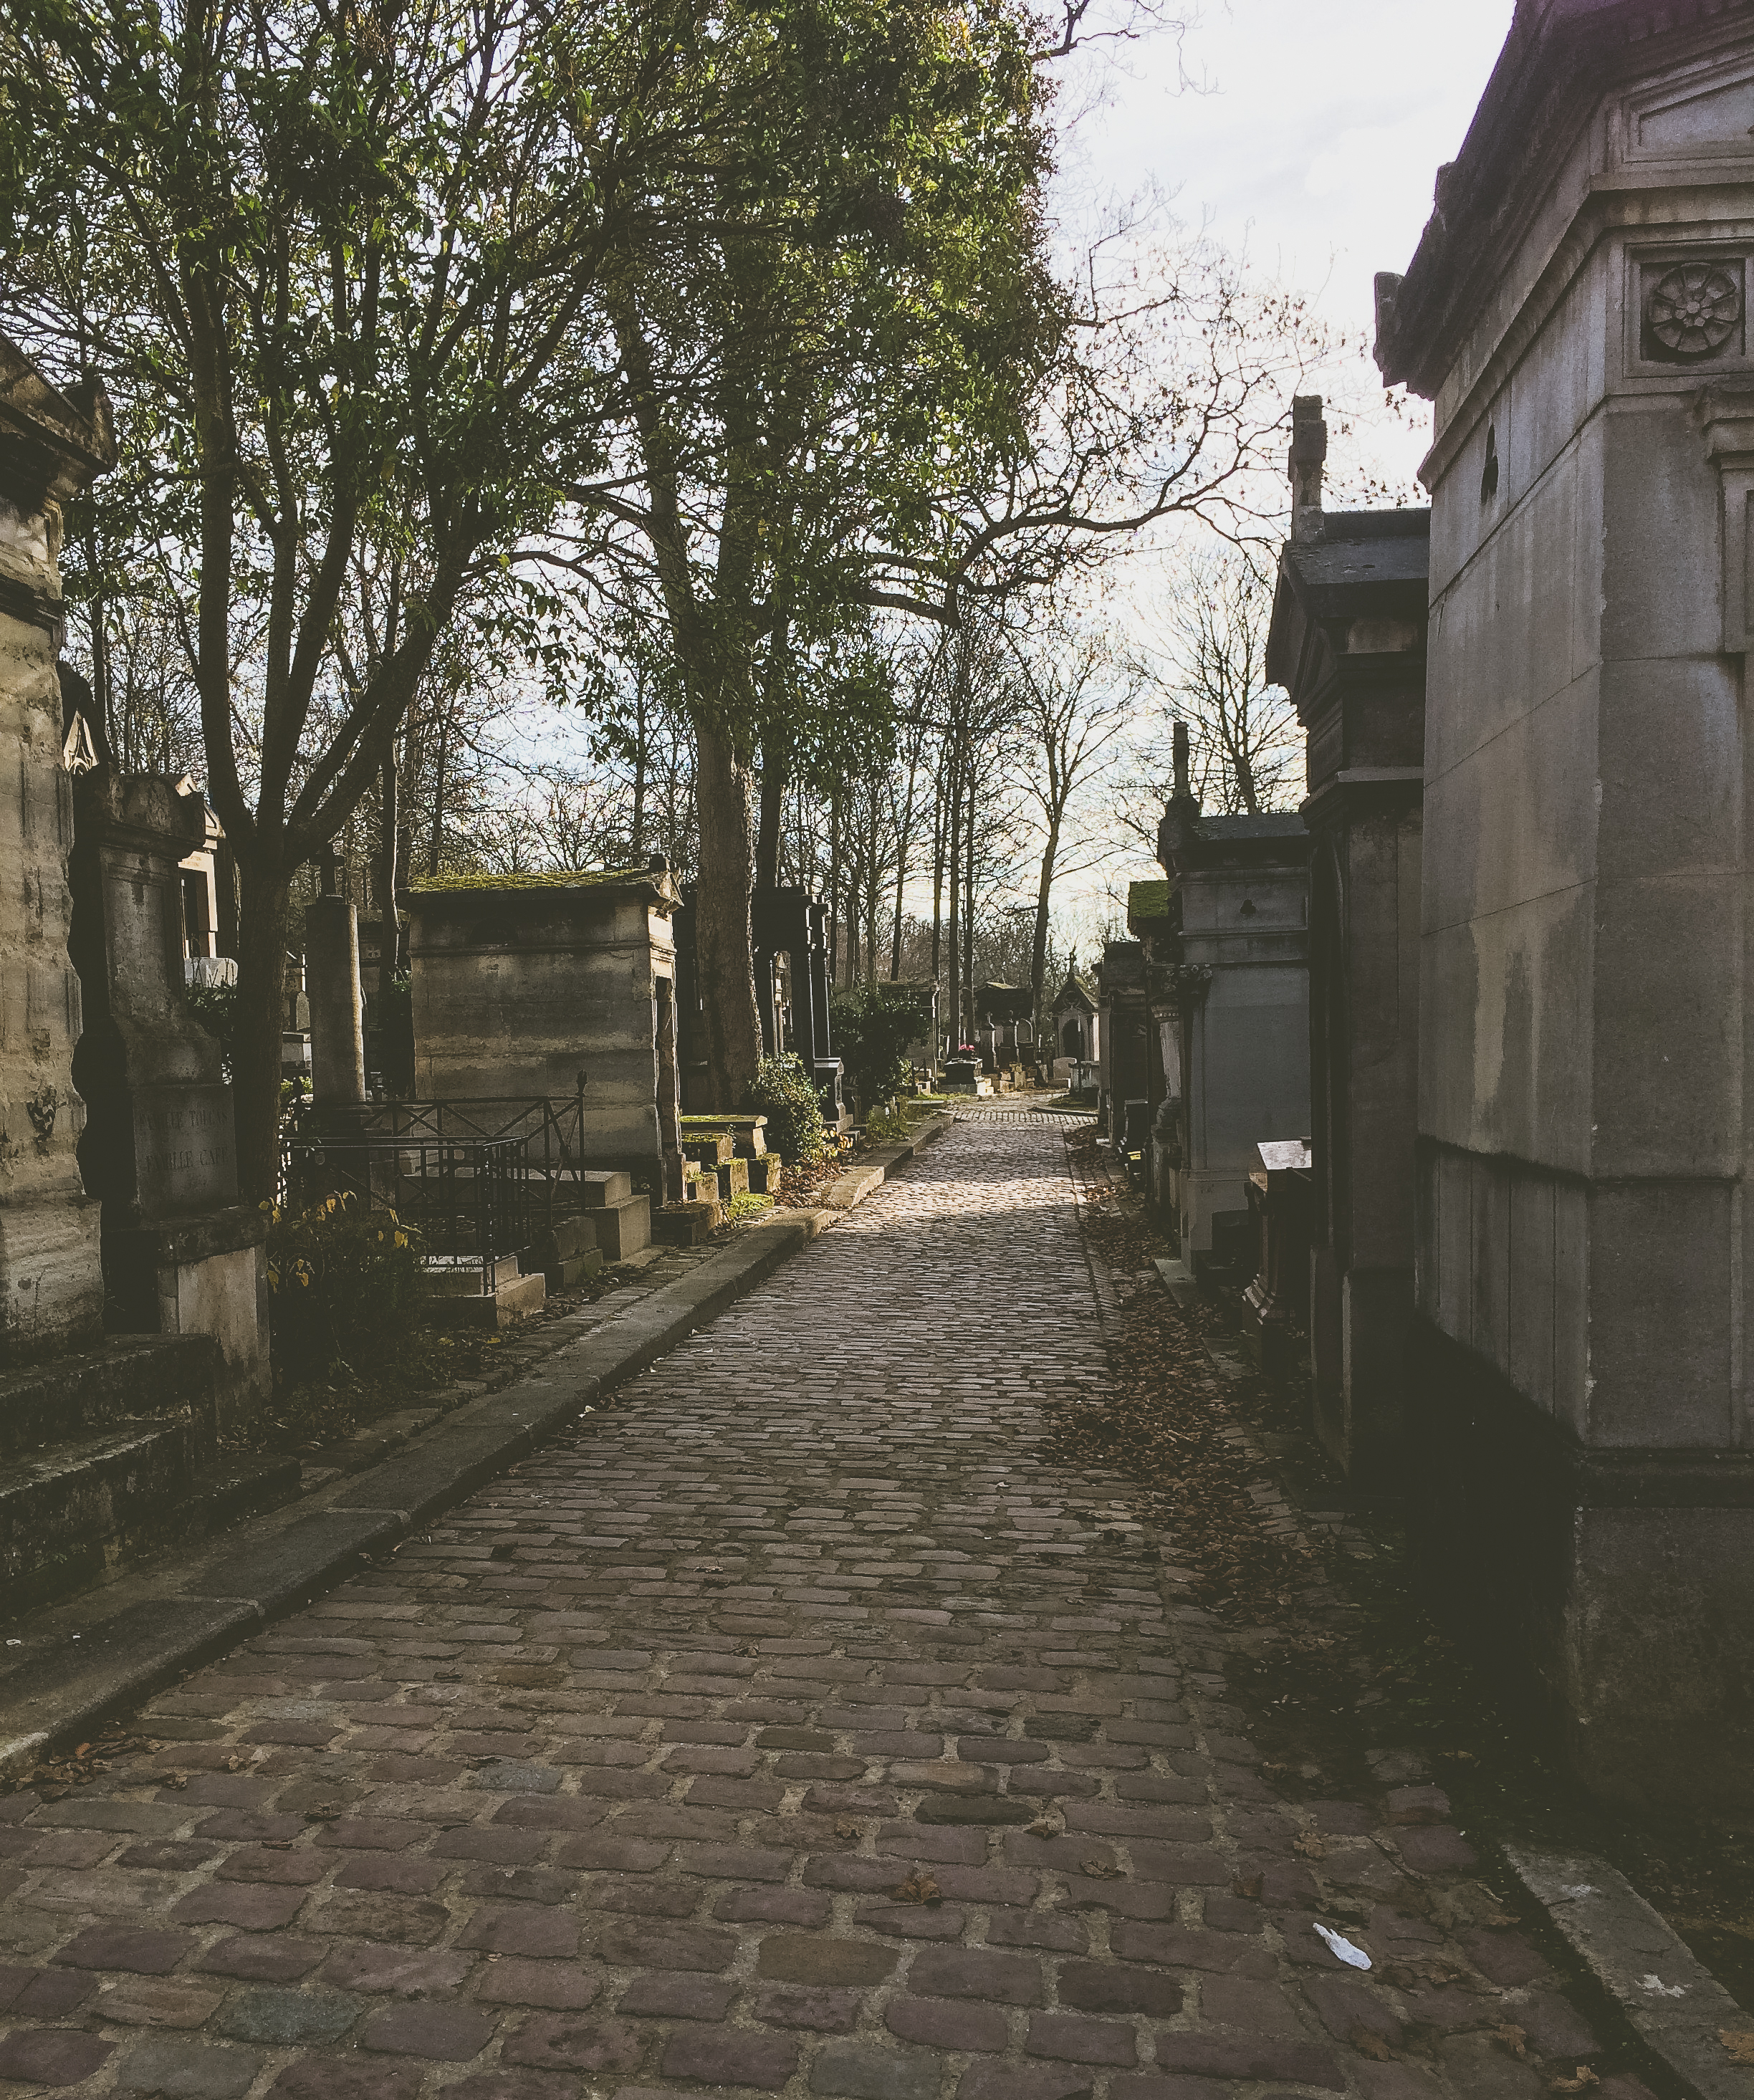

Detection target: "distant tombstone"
[69, 769, 269, 1420]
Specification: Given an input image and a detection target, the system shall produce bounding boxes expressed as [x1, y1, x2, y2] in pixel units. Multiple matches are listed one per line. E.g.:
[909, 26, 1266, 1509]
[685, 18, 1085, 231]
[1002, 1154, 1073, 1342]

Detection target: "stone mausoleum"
[1378, 0, 1754, 1806]
[1155, 734, 1311, 1275]
[406, 865, 684, 1191]
[1267, 397, 1431, 1482]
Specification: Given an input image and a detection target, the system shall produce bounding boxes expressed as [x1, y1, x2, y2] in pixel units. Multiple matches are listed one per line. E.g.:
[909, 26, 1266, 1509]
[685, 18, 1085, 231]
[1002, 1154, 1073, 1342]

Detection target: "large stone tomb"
[68, 770, 269, 1423]
[1265, 394, 1430, 1481]
[1375, 0, 1754, 1806]
[408, 865, 684, 1189]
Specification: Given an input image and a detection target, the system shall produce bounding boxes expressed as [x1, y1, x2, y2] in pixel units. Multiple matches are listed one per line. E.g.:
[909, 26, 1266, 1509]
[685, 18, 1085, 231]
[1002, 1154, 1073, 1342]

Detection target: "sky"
[1048, 0, 1518, 937]
[1058, 0, 1517, 494]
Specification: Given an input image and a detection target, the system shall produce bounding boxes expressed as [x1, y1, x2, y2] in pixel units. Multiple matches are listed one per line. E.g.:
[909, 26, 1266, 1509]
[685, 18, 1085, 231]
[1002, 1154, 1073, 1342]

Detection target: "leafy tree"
[561, 0, 1061, 1110]
[2, 0, 670, 1192]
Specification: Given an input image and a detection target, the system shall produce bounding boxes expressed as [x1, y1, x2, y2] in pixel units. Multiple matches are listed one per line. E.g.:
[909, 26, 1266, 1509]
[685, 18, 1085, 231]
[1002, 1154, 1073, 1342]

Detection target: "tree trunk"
[755, 717, 787, 892]
[1030, 811, 1060, 1040]
[233, 862, 292, 1203]
[690, 716, 763, 1108]
[630, 668, 647, 860]
[378, 754, 399, 1002]
[962, 767, 975, 1035]
[945, 757, 960, 1053]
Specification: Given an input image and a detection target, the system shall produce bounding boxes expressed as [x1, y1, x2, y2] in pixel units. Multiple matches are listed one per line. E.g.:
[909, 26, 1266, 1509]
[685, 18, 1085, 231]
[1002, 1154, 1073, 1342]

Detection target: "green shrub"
[747, 1053, 828, 1164]
[188, 978, 238, 1080]
[863, 1098, 911, 1144]
[265, 1190, 423, 1383]
[830, 983, 921, 1110]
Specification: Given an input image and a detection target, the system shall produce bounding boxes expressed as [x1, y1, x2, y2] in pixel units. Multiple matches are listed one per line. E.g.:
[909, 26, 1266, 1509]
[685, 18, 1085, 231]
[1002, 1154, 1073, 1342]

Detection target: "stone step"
[747, 1158, 784, 1197]
[716, 1157, 751, 1201]
[680, 1115, 767, 1158]
[654, 1200, 719, 1246]
[0, 1420, 208, 1616]
[572, 1170, 634, 1208]
[426, 1269, 547, 1331]
[542, 1247, 603, 1293]
[584, 1194, 651, 1262]
[682, 1133, 734, 1168]
[537, 1216, 600, 1263]
[0, 1334, 221, 1459]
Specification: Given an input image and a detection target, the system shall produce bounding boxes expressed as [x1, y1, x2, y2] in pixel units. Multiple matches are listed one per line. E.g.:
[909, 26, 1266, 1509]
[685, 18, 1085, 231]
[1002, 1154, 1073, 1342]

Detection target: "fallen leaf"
[833, 1820, 860, 1842]
[1550, 2070, 1599, 2094]
[1080, 1856, 1121, 1880]
[304, 1805, 340, 1821]
[1491, 2024, 1529, 2059]
[74, 1742, 90, 1759]
[223, 1755, 249, 1773]
[1348, 2024, 1394, 2062]
[893, 1872, 941, 1906]
[1721, 2031, 1754, 2066]
[262, 1840, 293, 1851]
[160, 1773, 188, 1791]
[1294, 1832, 1326, 1859]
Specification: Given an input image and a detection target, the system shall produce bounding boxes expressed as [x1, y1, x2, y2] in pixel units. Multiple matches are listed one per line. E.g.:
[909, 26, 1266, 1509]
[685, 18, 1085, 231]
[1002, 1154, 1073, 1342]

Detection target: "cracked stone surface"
[0, 1117, 1655, 2097]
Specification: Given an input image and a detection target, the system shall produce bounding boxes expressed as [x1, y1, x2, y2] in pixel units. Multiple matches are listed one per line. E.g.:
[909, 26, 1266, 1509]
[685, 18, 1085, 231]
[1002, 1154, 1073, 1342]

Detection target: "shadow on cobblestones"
[1059, 1126, 1754, 2078]
[0, 1117, 1702, 2100]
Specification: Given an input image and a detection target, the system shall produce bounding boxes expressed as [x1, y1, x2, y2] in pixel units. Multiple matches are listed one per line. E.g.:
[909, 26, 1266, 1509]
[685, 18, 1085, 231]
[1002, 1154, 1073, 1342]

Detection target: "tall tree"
[561, 0, 1060, 1107]
[1010, 619, 1136, 1032]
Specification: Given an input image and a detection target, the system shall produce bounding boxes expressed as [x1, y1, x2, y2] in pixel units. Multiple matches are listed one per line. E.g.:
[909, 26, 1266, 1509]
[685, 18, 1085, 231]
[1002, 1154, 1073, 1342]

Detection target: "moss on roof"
[1128, 879, 1171, 921]
[408, 866, 651, 895]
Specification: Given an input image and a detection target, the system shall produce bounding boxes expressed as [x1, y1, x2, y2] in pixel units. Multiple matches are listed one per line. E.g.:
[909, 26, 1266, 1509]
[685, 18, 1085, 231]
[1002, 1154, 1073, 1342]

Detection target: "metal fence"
[279, 1092, 588, 1296]
[279, 1130, 532, 1296]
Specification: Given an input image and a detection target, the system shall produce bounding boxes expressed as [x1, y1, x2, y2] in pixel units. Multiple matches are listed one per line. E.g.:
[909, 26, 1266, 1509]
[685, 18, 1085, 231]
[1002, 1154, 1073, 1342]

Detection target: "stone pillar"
[0, 339, 117, 1362]
[70, 769, 269, 1423]
[305, 894, 366, 1113]
[1376, 1, 1754, 1808]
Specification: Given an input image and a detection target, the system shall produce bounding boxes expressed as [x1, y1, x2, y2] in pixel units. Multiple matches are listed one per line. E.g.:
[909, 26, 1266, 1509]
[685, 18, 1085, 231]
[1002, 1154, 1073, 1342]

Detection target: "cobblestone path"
[0, 1118, 1626, 2100]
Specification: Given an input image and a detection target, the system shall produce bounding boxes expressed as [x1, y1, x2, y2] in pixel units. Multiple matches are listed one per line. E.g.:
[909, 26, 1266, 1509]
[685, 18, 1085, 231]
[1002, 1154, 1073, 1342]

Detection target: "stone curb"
[0, 1115, 958, 1776]
[0, 1207, 827, 1775]
[821, 1111, 954, 1209]
[1502, 1846, 1754, 2099]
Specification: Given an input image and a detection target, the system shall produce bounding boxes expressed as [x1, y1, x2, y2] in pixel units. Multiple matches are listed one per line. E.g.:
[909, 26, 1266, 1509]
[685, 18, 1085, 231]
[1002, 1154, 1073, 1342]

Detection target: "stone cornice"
[0, 334, 118, 511]
[1376, 0, 1754, 401]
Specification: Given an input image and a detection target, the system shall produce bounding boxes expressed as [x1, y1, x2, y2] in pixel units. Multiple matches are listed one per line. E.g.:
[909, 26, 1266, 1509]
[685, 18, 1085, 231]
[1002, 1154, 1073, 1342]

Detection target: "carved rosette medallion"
[1647, 264, 1743, 360]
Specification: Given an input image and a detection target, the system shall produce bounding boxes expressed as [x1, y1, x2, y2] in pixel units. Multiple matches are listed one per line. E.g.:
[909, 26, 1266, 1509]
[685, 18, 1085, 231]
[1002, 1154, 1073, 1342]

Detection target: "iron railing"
[279, 1128, 532, 1296]
[281, 1092, 591, 1295]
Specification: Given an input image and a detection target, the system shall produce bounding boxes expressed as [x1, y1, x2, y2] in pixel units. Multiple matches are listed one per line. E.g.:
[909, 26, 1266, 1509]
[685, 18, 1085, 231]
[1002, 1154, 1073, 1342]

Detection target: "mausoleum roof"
[1373, 0, 1742, 398]
[1051, 967, 1097, 1015]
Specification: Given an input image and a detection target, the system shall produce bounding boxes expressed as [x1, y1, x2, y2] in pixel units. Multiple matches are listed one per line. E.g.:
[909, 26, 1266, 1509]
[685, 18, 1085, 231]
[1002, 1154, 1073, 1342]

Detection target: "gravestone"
[305, 888, 366, 1116]
[749, 886, 846, 1129]
[1376, 0, 1754, 1806]
[69, 771, 269, 1421]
